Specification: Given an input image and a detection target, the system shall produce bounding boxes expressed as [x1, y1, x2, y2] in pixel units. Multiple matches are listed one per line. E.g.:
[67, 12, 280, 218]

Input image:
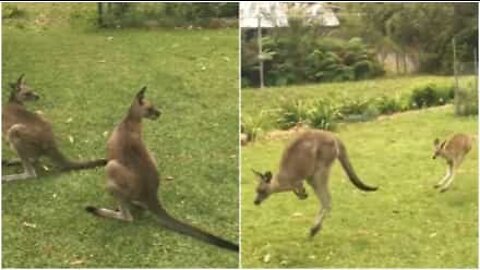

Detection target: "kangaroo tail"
[47, 146, 107, 171]
[336, 139, 378, 191]
[149, 201, 238, 252]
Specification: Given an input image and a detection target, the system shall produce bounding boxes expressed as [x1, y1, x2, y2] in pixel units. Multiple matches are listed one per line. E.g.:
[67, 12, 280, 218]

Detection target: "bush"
[307, 99, 340, 130]
[276, 99, 310, 130]
[409, 84, 454, 109]
[374, 94, 407, 114]
[241, 26, 385, 88]
[242, 112, 268, 143]
[2, 4, 27, 19]
[99, 3, 238, 28]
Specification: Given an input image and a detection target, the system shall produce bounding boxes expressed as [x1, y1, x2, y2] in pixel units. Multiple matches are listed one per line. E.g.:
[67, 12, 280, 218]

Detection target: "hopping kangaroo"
[432, 133, 473, 192]
[2, 74, 107, 182]
[252, 129, 378, 237]
[86, 87, 238, 252]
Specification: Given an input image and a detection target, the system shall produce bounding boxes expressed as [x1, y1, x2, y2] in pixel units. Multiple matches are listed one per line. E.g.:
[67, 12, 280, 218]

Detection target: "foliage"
[98, 3, 238, 28]
[374, 94, 408, 114]
[242, 112, 269, 142]
[409, 84, 454, 109]
[241, 17, 384, 88]
[307, 99, 340, 130]
[276, 99, 311, 130]
[335, 3, 478, 74]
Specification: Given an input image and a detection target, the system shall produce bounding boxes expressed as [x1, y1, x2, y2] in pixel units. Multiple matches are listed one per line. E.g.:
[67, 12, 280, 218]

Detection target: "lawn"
[241, 105, 478, 268]
[2, 3, 238, 268]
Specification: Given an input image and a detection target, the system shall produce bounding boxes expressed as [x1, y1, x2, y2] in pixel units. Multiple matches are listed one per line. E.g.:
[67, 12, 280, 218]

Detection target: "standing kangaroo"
[252, 129, 378, 237]
[2, 74, 107, 182]
[432, 133, 473, 192]
[85, 87, 238, 252]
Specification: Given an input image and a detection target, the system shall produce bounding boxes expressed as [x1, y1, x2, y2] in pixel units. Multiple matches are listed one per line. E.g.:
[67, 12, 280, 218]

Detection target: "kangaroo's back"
[445, 133, 473, 159]
[278, 130, 337, 181]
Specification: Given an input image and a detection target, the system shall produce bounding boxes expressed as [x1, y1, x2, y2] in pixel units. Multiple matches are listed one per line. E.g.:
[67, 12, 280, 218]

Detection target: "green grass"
[241, 106, 478, 268]
[242, 76, 458, 118]
[2, 3, 238, 268]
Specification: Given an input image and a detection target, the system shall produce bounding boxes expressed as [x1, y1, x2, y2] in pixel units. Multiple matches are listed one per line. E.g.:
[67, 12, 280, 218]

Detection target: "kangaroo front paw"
[293, 187, 308, 200]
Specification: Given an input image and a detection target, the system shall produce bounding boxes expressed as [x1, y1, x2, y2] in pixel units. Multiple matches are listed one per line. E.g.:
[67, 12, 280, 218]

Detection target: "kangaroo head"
[432, 138, 447, 159]
[9, 74, 40, 103]
[252, 169, 274, 205]
[130, 86, 161, 120]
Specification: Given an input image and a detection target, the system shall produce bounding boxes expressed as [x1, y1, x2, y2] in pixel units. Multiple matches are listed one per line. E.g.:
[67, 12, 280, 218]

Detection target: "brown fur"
[85, 87, 238, 252]
[432, 133, 473, 192]
[2, 74, 106, 182]
[252, 129, 377, 237]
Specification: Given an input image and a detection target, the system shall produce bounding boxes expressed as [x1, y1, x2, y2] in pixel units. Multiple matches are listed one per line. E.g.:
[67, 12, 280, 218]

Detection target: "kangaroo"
[252, 129, 378, 237]
[2, 74, 107, 182]
[432, 133, 473, 192]
[85, 87, 238, 252]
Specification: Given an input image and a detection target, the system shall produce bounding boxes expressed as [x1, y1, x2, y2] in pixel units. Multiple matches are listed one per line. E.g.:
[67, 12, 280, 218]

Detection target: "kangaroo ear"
[264, 171, 272, 183]
[439, 140, 447, 149]
[9, 82, 17, 90]
[251, 169, 263, 180]
[433, 138, 440, 146]
[136, 86, 147, 105]
[17, 74, 25, 85]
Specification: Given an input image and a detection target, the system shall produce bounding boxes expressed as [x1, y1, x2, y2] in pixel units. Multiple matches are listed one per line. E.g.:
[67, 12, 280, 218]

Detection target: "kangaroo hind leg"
[434, 162, 453, 189]
[85, 160, 134, 221]
[2, 124, 37, 182]
[307, 165, 332, 238]
[439, 161, 456, 193]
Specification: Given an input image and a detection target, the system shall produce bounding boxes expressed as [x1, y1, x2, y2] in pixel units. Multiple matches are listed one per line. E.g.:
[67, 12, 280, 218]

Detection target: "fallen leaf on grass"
[292, 212, 303, 217]
[165, 176, 174, 181]
[68, 135, 74, 144]
[69, 259, 85, 266]
[263, 253, 271, 263]
[23, 222, 37, 228]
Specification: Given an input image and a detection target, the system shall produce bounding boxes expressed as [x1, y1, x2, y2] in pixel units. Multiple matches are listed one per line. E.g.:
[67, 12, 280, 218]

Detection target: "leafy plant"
[276, 99, 310, 130]
[307, 99, 340, 130]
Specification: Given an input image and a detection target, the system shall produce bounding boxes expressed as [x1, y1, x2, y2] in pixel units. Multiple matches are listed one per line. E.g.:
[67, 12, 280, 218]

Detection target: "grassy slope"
[242, 76, 457, 117]
[2, 4, 238, 268]
[241, 106, 478, 268]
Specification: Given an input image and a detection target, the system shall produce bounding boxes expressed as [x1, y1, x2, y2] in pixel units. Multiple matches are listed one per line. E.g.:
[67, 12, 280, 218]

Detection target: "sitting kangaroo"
[2, 74, 107, 182]
[252, 129, 378, 237]
[86, 87, 238, 252]
[432, 133, 473, 192]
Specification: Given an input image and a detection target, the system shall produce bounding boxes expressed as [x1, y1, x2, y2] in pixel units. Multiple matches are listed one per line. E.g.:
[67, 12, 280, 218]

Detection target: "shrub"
[307, 99, 340, 130]
[276, 99, 310, 130]
[242, 112, 268, 143]
[374, 94, 405, 114]
[409, 84, 454, 109]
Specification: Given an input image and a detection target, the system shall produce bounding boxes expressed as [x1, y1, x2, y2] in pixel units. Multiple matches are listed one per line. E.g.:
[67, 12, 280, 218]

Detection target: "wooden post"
[452, 38, 459, 113]
[474, 48, 478, 94]
[257, 15, 264, 89]
[97, 3, 104, 27]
